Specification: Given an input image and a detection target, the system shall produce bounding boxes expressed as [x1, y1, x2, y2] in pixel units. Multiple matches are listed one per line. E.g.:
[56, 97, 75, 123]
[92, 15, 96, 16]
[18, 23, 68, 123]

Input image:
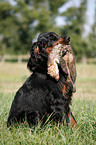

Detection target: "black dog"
[7, 32, 77, 127]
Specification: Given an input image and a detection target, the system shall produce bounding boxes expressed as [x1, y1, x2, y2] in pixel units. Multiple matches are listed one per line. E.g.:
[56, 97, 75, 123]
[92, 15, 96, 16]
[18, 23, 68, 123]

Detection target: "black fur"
[7, 70, 73, 127]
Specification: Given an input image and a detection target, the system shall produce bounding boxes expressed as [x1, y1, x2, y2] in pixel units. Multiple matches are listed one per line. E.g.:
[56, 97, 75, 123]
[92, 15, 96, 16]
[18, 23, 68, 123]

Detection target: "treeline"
[0, 0, 96, 61]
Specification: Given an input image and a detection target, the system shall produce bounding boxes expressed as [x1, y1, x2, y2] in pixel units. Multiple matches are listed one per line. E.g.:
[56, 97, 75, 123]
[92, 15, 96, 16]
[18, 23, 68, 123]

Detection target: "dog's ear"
[27, 40, 48, 73]
[30, 42, 40, 59]
[27, 57, 37, 72]
[27, 57, 33, 72]
[27, 42, 40, 72]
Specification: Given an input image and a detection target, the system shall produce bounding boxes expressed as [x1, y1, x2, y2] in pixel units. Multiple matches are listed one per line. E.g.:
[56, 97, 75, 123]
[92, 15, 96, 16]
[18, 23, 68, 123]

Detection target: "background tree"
[87, 20, 96, 59]
[0, 0, 95, 62]
[60, 0, 88, 61]
[0, 0, 67, 56]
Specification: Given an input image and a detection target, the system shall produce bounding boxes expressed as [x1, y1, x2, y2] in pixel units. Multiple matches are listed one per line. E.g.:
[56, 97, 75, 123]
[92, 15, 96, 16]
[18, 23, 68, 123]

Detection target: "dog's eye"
[50, 36, 54, 39]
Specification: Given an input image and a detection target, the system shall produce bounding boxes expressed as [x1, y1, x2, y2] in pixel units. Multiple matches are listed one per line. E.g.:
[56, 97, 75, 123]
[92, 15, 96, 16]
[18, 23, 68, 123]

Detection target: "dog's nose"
[66, 37, 70, 41]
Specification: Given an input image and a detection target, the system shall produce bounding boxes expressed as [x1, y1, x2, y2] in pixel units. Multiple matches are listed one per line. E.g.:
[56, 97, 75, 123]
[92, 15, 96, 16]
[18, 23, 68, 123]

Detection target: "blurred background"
[0, 0, 95, 63]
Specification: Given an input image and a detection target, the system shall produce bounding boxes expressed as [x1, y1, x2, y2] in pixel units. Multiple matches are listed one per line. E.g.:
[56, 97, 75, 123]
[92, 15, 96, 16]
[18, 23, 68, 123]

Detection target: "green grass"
[0, 62, 96, 145]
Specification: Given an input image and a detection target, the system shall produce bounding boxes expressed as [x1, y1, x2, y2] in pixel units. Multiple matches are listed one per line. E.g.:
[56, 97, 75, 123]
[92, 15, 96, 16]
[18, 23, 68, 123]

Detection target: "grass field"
[0, 62, 96, 145]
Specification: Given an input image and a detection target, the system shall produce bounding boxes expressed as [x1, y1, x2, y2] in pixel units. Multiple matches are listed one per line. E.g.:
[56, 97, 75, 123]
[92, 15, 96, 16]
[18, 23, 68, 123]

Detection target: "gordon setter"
[7, 32, 77, 127]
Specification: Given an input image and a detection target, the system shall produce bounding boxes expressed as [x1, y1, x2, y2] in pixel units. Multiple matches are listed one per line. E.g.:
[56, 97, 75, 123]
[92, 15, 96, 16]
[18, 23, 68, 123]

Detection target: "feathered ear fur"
[27, 57, 36, 72]
[27, 42, 39, 72]
[27, 41, 48, 73]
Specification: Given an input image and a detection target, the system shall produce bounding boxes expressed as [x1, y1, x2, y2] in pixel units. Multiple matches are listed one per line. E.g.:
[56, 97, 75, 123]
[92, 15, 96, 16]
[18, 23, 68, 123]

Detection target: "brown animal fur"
[47, 44, 76, 93]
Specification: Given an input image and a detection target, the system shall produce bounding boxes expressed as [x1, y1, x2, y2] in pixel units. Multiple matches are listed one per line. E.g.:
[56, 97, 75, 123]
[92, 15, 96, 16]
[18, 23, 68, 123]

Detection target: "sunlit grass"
[0, 62, 30, 82]
[0, 62, 96, 145]
[0, 62, 30, 93]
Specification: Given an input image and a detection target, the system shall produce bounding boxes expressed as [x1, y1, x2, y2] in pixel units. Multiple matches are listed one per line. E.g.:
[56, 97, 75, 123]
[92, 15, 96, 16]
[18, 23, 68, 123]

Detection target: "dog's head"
[27, 32, 70, 74]
[38, 32, 60, 47]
